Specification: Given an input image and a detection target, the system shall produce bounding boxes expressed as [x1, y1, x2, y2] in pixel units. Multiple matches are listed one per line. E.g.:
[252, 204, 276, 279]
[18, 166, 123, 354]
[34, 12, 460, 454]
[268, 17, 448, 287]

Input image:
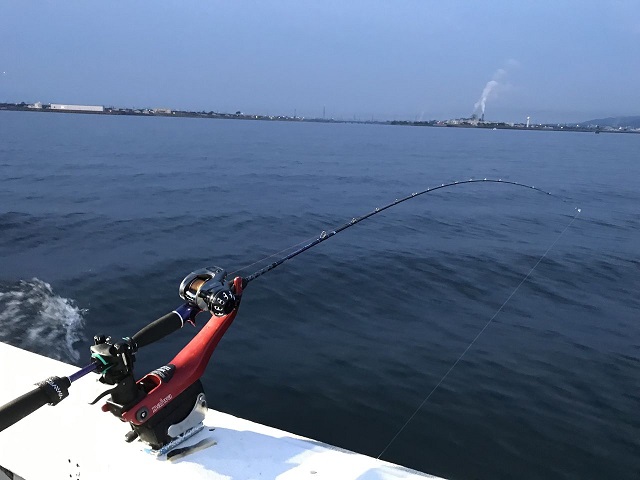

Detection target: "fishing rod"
[242, 178, 567, 284]
[0, 178, 574, 457]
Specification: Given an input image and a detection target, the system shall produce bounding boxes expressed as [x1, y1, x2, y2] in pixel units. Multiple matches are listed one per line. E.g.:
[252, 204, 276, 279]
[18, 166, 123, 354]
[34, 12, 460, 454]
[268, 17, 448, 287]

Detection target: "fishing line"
[240, 179, 572, 284]
[376, 206, 581, 460]
[229, 234, 321, 277]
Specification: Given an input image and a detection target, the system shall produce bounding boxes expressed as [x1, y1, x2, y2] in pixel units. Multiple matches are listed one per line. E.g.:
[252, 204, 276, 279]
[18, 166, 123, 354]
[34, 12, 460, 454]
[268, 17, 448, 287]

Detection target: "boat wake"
[0, 278, 85, 363]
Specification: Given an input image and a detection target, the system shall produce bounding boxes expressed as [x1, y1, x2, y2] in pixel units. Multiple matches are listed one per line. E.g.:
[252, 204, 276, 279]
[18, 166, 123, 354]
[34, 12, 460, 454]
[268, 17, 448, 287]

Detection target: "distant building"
[28, 102, 42, 109]
[152, 108, 172, 114]
[50, 104, 104, 112]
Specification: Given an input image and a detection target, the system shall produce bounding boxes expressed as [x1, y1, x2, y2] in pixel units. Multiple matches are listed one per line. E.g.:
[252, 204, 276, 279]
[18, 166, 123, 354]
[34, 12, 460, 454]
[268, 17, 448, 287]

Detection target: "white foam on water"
[0, 278, 85, 362]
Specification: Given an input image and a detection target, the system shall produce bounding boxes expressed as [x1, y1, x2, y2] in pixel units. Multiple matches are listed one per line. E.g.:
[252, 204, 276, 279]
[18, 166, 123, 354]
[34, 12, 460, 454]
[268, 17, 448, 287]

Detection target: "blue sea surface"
[0, 111, 638, 479]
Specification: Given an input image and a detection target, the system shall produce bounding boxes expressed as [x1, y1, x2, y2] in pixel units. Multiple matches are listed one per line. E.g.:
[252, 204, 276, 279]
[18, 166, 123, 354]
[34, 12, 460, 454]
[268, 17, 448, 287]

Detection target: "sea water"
[0, 111, 638, 479]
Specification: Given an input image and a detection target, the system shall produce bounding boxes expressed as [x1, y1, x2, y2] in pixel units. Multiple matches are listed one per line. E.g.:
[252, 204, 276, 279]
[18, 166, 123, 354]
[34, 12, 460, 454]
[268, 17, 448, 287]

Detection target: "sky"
[1, 1, 639, 123]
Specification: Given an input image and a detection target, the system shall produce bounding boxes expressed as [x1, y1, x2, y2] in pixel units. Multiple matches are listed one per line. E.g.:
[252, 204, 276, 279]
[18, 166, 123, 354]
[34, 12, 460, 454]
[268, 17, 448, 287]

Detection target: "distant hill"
[579, 116, 640, 128]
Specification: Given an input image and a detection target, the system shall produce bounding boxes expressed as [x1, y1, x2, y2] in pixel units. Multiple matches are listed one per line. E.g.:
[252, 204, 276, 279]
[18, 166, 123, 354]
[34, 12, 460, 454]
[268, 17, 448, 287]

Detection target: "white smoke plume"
[473, 63, 516, 117]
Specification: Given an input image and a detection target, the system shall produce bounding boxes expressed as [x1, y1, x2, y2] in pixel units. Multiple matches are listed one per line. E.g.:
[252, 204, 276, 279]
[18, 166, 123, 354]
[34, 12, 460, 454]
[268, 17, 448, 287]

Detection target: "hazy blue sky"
[2, 1, 639, 123]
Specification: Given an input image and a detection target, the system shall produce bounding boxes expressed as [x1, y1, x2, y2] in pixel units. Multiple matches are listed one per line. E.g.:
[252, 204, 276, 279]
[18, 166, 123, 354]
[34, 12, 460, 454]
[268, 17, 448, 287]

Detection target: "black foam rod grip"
[0, 376, 71, 432]
[132, 311, 184, 348]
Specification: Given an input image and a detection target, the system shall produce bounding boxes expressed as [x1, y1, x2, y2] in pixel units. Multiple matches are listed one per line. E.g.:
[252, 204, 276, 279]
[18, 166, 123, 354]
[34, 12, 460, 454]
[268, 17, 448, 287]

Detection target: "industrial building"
[49, 104, 104, 112]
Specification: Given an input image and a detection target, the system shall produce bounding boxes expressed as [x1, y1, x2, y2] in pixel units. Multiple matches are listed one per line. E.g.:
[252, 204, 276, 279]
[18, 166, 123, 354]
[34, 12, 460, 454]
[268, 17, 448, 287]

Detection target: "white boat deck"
[0, 342, 444, 479]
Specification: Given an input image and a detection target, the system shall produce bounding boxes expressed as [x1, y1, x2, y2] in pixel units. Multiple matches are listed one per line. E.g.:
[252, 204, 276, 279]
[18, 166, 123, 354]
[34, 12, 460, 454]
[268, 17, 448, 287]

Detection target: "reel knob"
[204, 287, 236, 316]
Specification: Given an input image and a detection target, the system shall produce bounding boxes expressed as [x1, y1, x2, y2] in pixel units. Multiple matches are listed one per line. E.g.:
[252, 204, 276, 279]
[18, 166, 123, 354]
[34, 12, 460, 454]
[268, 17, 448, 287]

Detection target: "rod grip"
[132, 311, 184, 349]
[0, 376, 70, 432]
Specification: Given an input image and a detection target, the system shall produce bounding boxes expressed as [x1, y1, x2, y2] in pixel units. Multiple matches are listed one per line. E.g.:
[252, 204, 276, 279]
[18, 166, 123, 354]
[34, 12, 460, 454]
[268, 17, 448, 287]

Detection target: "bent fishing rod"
[242, 178, 568, 283]
[0, 178, 576, 455]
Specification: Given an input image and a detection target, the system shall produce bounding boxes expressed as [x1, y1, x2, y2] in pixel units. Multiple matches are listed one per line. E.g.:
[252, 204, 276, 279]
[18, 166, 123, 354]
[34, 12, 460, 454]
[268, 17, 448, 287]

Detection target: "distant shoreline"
[1, 102, 638, 135]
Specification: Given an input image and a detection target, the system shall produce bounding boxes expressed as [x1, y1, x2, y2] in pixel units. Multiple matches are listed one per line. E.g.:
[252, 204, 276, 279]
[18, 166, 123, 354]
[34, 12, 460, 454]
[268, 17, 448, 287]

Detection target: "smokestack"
[481, 113, 485, 122]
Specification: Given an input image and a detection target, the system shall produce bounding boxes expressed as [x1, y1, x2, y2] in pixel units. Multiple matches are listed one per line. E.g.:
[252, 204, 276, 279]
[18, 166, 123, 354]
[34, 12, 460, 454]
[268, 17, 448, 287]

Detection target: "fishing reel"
[179, 267, 237, 316]
[89, 336, 143, 416]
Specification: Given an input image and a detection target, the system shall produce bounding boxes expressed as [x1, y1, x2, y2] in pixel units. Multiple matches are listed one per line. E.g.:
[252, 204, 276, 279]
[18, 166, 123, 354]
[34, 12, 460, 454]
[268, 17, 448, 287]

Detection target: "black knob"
[205, 288, 236, 316]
